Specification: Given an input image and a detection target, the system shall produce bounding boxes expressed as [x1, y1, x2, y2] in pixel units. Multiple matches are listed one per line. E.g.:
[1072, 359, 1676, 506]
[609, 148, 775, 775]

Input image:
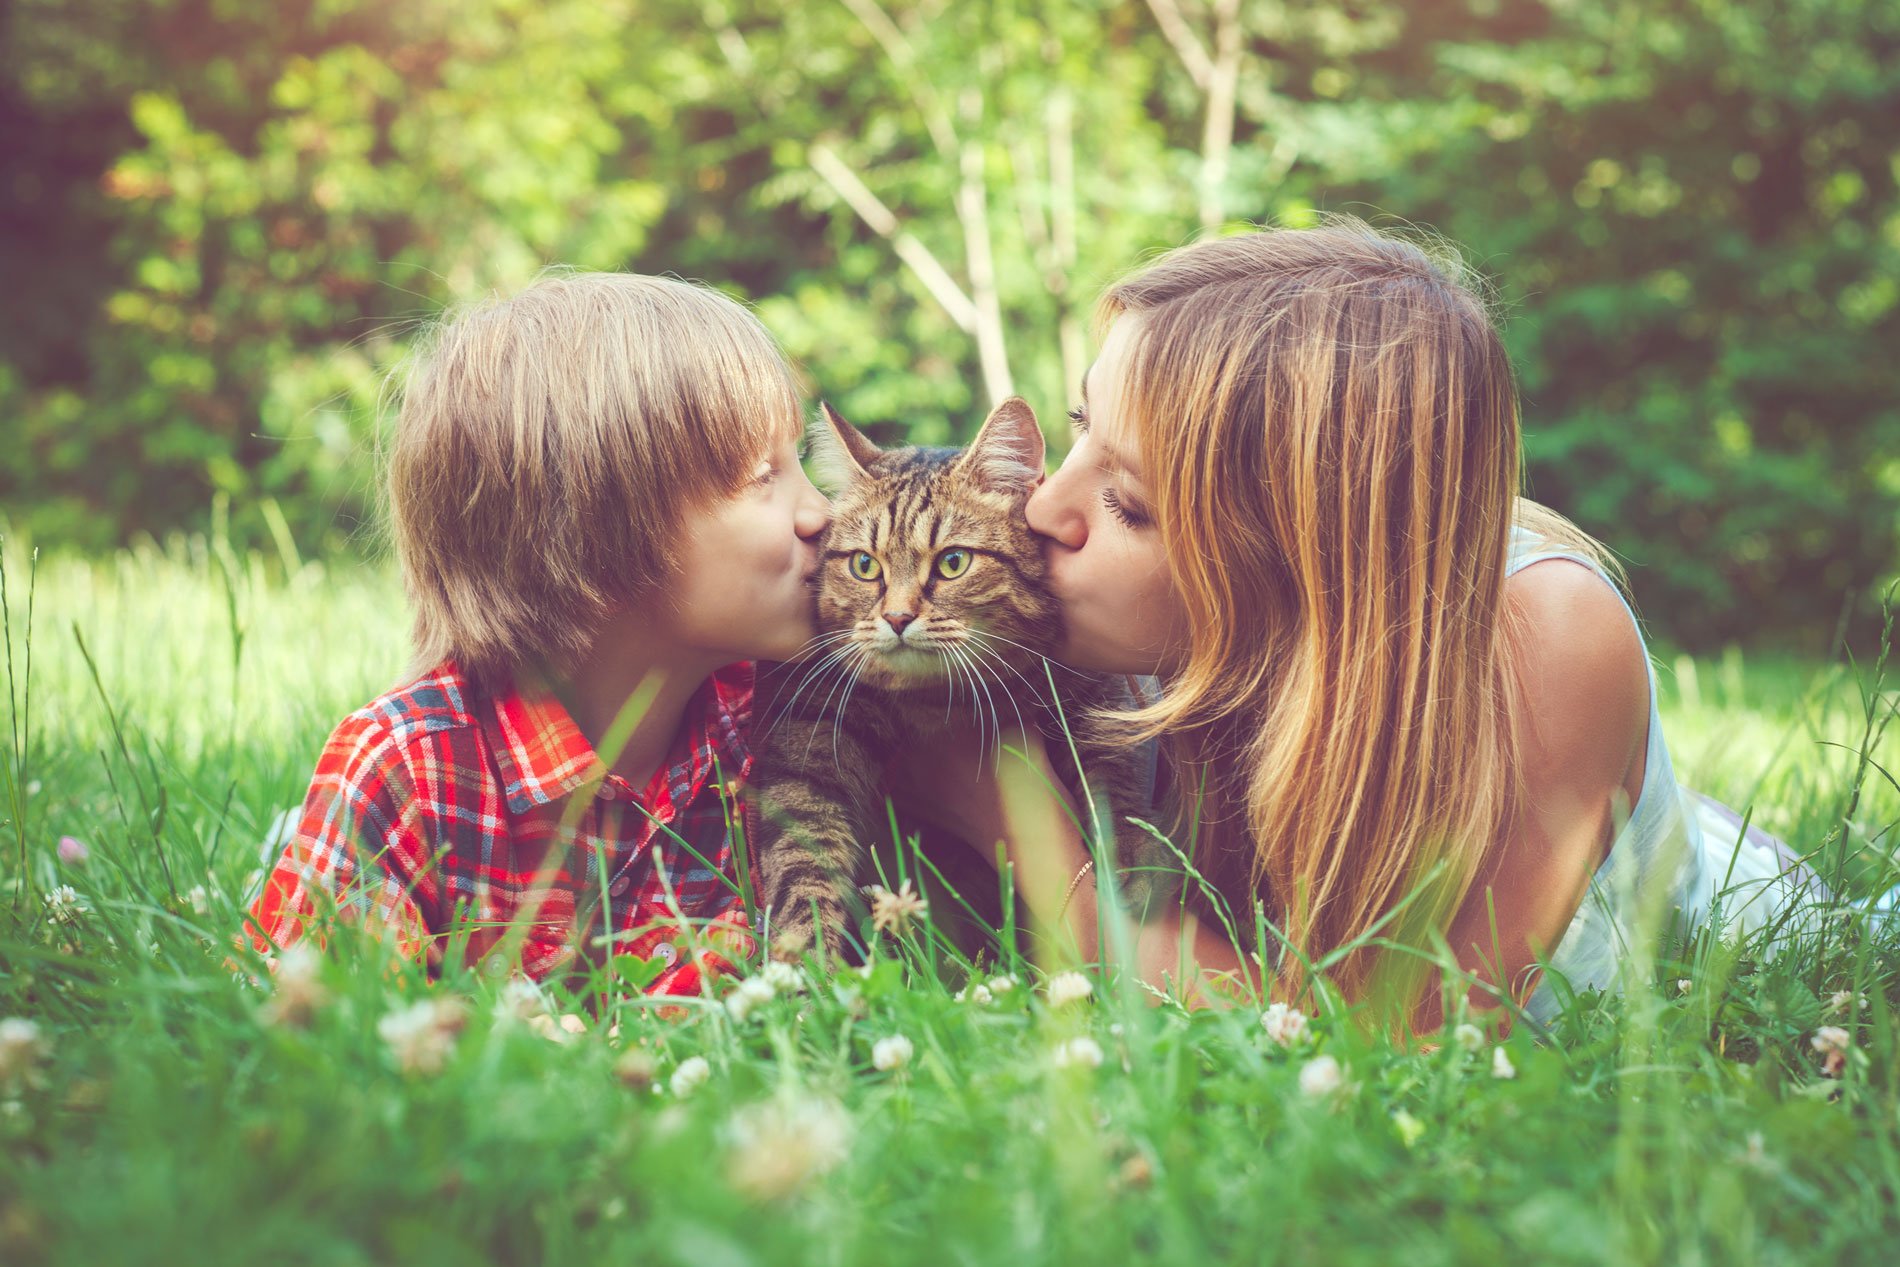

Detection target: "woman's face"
[1025, 315, 1190, 675]
[664, 427, 833, 664]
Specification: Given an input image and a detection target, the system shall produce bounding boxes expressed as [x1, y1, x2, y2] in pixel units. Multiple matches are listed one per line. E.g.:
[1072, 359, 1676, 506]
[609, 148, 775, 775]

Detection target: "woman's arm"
[1422, 559, 1653, 1033]
[891, 722, 1256, 1005]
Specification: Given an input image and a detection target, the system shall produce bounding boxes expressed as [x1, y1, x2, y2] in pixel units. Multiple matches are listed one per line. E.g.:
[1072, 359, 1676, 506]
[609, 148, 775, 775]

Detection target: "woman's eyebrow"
[1076, 365, 1143, 480]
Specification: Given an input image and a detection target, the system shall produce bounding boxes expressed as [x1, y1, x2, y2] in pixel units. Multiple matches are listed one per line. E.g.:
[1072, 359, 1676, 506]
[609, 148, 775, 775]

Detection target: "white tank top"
[1507, 525, 1820, 1025]
[1505, 525, 1701, 1024]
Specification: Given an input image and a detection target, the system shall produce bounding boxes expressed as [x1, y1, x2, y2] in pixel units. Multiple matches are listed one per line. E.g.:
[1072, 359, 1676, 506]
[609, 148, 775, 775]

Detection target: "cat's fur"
[751, 396, 1165, 961]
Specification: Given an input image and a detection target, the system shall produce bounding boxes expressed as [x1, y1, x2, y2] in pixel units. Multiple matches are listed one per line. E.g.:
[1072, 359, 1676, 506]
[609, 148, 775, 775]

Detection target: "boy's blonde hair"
[387, 271, 800, 692]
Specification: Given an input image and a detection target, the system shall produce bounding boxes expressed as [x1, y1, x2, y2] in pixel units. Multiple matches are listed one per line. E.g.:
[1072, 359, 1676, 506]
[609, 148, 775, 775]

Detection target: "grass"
[2, 537, 1898, 1266]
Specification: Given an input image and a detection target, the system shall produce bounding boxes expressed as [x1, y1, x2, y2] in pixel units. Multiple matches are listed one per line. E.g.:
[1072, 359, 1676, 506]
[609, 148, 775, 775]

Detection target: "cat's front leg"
[751, 716, 883, 963]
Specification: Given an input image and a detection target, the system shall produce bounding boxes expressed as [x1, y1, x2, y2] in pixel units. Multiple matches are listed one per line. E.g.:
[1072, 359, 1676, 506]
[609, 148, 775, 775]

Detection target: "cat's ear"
[812, 401, 882, 486]
[956, 396, 1045, 493]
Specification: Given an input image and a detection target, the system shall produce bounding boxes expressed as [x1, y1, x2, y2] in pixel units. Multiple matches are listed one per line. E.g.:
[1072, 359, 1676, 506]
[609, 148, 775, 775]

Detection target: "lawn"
[2, 540, 1897, 1266]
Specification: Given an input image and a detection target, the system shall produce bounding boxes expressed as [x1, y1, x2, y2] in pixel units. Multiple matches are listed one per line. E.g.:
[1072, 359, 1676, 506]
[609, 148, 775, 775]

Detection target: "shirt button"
[655, 943, 677, 962]
[609, 876, 630, 897]
[481, 953, 510, 979]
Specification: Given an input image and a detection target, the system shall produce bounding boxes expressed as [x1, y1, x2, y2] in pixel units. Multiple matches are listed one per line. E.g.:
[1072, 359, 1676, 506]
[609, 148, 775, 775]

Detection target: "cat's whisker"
[962, 631, 1053, 704]
[946, 643, 998, 762]
[768, 627, 862, 667]
[777, 646, 866, 747]
[799, 646, 867, 767]
[761, 643, 866, 738]
[756, 634, 862, 706]
[828, 655, 874, 777]
[966, 627, 1087, 676]
[936, 643, 980, 754]
[957, 640, 1030, 755]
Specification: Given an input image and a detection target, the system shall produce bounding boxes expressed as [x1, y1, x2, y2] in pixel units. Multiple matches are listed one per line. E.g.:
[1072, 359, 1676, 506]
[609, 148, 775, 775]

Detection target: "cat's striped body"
[752, 398, 1162, 961]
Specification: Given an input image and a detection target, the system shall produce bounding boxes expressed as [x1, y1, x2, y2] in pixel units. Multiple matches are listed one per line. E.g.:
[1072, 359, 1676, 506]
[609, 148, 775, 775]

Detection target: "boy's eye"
[935, 549, 972, 580]
[848, 551, 882, 581]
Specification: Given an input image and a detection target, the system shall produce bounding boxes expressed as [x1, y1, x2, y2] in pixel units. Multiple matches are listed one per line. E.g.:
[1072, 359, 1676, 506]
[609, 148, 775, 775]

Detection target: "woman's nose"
[1025, 468, 1086, 550]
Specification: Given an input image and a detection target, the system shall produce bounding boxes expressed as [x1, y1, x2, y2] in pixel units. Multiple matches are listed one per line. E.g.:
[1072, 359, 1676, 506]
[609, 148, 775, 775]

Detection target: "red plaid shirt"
[246, 660, 758, 995]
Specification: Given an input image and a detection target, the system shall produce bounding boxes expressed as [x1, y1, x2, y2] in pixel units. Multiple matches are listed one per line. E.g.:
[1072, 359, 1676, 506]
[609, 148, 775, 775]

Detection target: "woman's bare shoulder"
[1504, 558, 1650, 804]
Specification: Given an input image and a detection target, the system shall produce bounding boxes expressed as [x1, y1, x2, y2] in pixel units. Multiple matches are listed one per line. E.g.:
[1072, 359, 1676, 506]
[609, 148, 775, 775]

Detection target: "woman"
[923, 219, 1826, 1031]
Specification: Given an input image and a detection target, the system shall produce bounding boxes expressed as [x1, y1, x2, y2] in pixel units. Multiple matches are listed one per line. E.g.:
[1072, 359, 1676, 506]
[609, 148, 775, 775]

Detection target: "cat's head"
[809, 397, 1061, 691]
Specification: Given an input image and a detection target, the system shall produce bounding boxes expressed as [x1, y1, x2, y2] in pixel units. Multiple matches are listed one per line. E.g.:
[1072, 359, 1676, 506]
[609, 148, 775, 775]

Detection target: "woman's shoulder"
[1504, 559, 1650, 801]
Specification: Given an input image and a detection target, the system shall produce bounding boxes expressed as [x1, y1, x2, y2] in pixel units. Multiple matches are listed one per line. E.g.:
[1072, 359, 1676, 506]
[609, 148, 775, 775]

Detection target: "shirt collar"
[485, 662, 754, 816]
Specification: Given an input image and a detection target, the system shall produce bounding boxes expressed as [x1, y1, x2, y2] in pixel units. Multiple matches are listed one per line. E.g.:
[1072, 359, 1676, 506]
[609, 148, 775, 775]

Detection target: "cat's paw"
[769, 924, 815, 964]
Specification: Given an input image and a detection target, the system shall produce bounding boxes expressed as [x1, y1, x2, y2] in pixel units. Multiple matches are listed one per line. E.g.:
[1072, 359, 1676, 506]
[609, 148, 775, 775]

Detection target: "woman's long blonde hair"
[1104, 218, 1619, 1012]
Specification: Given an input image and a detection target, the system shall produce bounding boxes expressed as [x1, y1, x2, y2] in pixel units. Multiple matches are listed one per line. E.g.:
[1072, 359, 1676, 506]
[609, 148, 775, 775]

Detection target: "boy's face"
[663, 428, 832, 663]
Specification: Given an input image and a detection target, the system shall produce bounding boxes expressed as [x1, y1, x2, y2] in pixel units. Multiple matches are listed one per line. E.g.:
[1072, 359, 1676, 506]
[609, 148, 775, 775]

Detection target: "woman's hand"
[886, 718, 1100, 955]
[888, 716, 1256, 1001]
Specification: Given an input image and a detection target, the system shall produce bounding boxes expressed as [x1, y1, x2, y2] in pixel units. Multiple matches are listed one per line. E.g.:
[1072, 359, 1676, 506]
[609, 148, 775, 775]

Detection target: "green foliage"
[2, 0, 1897, 647]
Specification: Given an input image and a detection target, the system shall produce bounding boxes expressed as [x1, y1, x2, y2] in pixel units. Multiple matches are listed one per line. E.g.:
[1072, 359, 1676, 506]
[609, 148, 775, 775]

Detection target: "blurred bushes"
[1, 0, 1896, 650]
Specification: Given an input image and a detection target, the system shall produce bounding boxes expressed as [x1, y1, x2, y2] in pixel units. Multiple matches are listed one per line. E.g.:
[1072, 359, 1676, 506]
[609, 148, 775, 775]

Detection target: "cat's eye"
[848, 551, 882, 581]
[936, 549, 972, 580]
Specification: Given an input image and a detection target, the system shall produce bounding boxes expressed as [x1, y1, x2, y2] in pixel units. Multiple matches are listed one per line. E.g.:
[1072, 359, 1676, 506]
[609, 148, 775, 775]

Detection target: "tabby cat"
[752, 396, 1165, 961]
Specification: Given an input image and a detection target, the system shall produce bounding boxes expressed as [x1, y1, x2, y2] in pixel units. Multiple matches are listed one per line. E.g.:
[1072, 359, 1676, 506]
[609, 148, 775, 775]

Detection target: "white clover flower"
[670, 1055, 711, 1096]
[986, 974, 1019, 995]
[614, 1048, 659, 1092]
[185, 884, 212, 916]
[1452, 1023, 1485, 1054]
[43, 884, 85, 925]
[872, 1033, 914, 1071]
[760, 960, 803, 993]
[1044, 971, 1093, 1008]
[1491, 1047, 1517, 1080]
[862, 880, 929, 935]
[259, 943, 328, 1029]
[1812, 1025, 1852, 1077]
[528, 1012, 589, 1044]
[1260, 1002, 1309, 1048]
[725, 976, 777, 1023]
[24, 780, 41, 798]
[1051, 1036, 1105, 1070]
[0, 1017, 48, 1088]
[955, 982, 993, 1006]
[492, 976, 548, 1024]
[1298, 1054, 1343, 1099]
[1828, 990, 1866, 1016]
[1676, 978, 1692, 996]
[725, 1098, 852, 1201]
[377, 997, 467, 1075]
[1391, 1108, 1426, 1149]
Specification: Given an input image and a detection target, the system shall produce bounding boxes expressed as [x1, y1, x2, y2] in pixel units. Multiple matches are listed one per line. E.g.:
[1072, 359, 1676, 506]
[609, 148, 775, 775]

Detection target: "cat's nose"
[883, 611, 916, 634]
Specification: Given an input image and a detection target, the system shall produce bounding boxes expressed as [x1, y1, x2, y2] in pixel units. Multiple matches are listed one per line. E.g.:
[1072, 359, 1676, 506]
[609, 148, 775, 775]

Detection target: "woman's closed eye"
[1102, 487, 1149, 528]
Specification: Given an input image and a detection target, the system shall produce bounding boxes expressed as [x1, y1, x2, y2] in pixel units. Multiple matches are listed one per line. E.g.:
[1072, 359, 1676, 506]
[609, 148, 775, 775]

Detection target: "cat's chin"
[861, 645, 954, 688]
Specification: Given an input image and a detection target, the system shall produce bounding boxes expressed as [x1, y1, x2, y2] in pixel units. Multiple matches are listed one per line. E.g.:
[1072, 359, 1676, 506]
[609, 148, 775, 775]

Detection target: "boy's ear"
[813, 401, 882, 486]
[955, 396, 1045, 493]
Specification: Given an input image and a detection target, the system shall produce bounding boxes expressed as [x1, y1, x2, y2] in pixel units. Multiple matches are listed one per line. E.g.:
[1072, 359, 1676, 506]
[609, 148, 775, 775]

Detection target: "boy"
[246, 272, 831, 995]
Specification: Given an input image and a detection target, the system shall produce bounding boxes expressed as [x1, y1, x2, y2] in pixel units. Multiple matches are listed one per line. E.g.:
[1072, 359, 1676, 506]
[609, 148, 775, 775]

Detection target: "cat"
[750, 395, 1166, 962]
